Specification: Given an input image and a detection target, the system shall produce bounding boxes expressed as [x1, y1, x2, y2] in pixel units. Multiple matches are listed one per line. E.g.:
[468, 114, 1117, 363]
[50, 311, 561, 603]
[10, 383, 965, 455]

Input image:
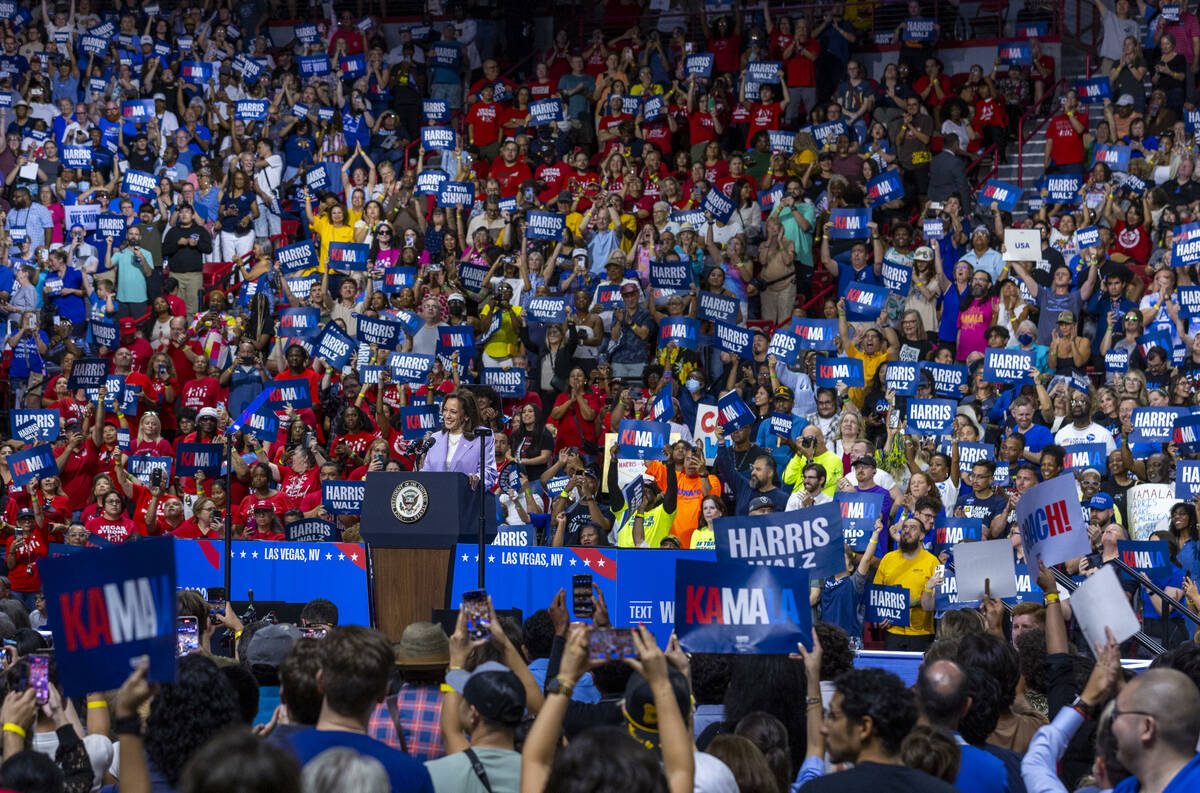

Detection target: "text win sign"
[1015, 474, 1090, 571]
[40, 538, 177, 696]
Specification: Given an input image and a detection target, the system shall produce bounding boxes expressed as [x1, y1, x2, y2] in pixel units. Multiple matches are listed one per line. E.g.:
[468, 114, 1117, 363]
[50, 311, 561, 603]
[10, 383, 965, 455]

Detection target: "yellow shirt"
[846, 342, 889, 409]
[614, 501, 676, 548]
[690, 526, 715, 550]
[478, 304, 524, 359]
[874, 549, 939, 636]
[310, 215, 356, 274]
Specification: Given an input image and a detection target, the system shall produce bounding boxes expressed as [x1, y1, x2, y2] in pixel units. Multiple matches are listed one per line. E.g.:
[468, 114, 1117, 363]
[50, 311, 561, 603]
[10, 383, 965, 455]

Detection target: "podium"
[361, 472, 497, 640]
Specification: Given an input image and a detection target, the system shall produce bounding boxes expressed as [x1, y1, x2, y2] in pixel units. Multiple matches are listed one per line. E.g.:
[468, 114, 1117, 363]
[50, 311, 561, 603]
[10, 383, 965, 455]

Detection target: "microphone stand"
[476, 427, 493, 588]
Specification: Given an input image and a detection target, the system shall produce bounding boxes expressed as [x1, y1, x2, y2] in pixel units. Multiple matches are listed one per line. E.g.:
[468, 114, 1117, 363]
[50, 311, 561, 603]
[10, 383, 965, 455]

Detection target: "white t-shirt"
[1053, 422, 1117, 455]
[445, 432, 463, 468]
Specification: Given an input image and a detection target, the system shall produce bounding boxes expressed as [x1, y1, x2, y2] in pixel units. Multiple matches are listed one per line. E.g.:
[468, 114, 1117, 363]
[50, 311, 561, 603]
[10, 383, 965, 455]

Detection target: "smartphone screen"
[301, 627, 328, 639]
[588, 628, 637, 660]
[177, 617, 199, 657]
[29, 653, 49, 705]
[572, 574, 594, 618]
[462, 590, 490, 641]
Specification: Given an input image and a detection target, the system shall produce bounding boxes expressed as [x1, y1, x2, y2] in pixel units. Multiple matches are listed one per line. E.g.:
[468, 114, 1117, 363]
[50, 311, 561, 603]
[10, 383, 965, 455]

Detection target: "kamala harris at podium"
[419, 390, 499, 490]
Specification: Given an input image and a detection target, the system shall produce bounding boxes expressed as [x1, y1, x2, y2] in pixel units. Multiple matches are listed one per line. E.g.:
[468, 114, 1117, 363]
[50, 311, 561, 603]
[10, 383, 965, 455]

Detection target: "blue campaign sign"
[649, 389, 675, 422]
[1176, 460, 1200, 498]
[641, 94, 665, 122]
[1177, 286, 1200, 318]
[1016, 21, 1049, 36]
[234, 99, 268, 121]
[415, 170, 449, 196]
[811, 119, 849, 148]
[41, 538, 176, 697]
[422, 99, 450, 123]
[829, 208, 871, 239]
[649, 259, 692, 291]
[241, 58, 264, 86]
[1130, 406, 1189, 444]
[675, 560, 813, 654]
[951, 441, 993, 478]
[983, 348, 1034, 384]
[1076, 76, 1111, 104]
[713, 321, 754, 359]
[766, 130, 795, 154]
[844, 282, 889, 320]
[903, 18, 937, 40]
[880, 257, 911, 296]
[526, 296, 567, 324]
[314, 322, 355, 369]
[884, 361, 919, 396]
[429, 43, 459, 67]
[526, 211, 566, 241]
[717, 391, 756, 432]
[420, 126, 457, 151]
[299, 54, 331, 77]
[1093, 144, 1131, 170]
[758, 184, 785, 212]
[998, 40, 1032, 65]
[304, 165, 328, 192]
[1173, 234, 1200, 267]
[317, 106, 336, 124]
[327, 242, 369, 272]
[1064, 443, 1108, 474]
[388, 352, 435, 383]
[981, 179, 1020, 211]
[174, 443, 222, 477]
[458, 263, 489, 296]
[713, 501, 845, 576]
[437, 181, 476, 208]
[660, 317, 700, 350]
[97, 213, 126, 244]
[907, 398, 956, 435]
[62, 145, 92, 168]
[864, 585, 910, 626]
[935, 571, 983, 612]
[1117, 540, 1172, 578]
[127, 456, 172, 486]
[1105, 348, 1130, 374]
[285, 519, 338, 543]
[594, 284, 624, 311]
[267, 378, 313, 410]
[450, 545, 711, 644]
[866, 169, 903, 207]
[1044, 173, 1082, 204]
[1075, 225, 1102, 250]
[746, 60, 782, 84]
[355, 314, 404, 349]
[279, 307, 321, 339]
[697, 292, 738, 324]
[90, 316, 118, 348]
[398, 404, 441, 439]
[10, 410, 59, 445]
[121, 99, 154, 123]
[1123, 174, 1147, 195]
[791, 318, 840, 351]
[528, 98, 564, 126]
[769, 412, 793, 440]
[618, 419, 669, 461]
[931, 517, 983, 556]
[836, 491, 884, 552]
[815, 357, 864, 388]
[923, 218, 945, 240]
[483, 367, 527, 398]
[8, 444, 58, 488]
[685, 53, 714, 76]
[339, 53, 366, 79]
[921, 361, 969, 398]
[436, 325, 476, 359]
[121, 169, 157, 199]
[701, 187, 734, 224]
[323, 481, 366, 515]
[1136, 331, 1174, 358]
[768, 329, 801, 364]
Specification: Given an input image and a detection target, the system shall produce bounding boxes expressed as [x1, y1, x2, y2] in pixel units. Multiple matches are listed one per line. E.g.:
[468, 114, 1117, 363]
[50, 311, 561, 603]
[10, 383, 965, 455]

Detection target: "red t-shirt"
[529, 79, 554, 100]
[1046, 113, 1086, 165]
[6, 528, 47, 592]
[688, 111, 718, 145]
[536, 162, 568, 203]
[709, 34, 740, 73]
[643, 121, 673, 155]
[54, 439, 97, 512]
[180, 376, 221, 410]
[490, 159, 534, 198]
[1113, 220, 1151, 264]
[466, 101, 502, 147]
[86, 513, 140, 544]
[786, 38, 819, 88]
[747, 102, 782, 147]
[170, 519, 223, 540]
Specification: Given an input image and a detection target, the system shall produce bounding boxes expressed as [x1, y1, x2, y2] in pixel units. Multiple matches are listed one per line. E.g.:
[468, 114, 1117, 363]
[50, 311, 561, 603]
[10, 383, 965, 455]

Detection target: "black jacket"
[161, 222, 214, 274]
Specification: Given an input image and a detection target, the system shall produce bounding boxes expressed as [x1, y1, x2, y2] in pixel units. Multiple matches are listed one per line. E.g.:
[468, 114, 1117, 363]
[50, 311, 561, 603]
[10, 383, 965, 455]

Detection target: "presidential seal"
[391, 480, 429, 523]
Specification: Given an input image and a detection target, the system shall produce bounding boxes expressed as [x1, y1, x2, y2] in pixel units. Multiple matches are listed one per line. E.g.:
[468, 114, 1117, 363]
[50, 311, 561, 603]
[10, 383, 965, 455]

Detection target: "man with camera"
[105, 224, 155, 319]
[783, 424, 842, 499]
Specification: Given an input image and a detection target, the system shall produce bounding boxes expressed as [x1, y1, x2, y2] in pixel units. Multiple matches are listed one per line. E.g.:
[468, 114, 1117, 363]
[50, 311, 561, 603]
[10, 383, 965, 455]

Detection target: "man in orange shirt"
[647, 441, 720, 548]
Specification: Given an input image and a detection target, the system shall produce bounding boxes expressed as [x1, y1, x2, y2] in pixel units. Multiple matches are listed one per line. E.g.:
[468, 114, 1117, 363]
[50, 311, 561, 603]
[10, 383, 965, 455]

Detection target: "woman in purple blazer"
[419, 390, 499, 490]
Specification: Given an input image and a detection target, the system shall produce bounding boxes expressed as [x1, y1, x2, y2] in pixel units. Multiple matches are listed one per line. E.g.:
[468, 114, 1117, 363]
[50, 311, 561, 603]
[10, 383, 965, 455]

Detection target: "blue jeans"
[11, 590, 37, 613]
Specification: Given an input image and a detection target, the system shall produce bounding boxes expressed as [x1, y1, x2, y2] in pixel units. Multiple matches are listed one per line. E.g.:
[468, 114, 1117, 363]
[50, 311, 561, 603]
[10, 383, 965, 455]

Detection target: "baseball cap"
[556, 191, 572, 203]
[972, 224, 989, 237]
[15, 508, 34, 521]
[1116, 94, 1134, 106]
[1057, 310, 1076, 324]
[447, 292, 466, 303]
[580, 466, 600, 480]
[1086, 492, 1115, 511]
[253, 500, 276, 513]
[197, 407, 219, 420]
[246, 623, 300, 668]
[153, 93, 167, 102]
[623, 666, 692, 749]
[748, 494, 776, 512]
[913, 245, 934, 261]
[140, 35, 153, 45]
[851, 455, 877, 468]
[445, 661, 527, 726]
[571, 247, 588, 260]
[773, 385, 794, 401]
[119, 317, 138, 334]
[620, 282, 640, 295]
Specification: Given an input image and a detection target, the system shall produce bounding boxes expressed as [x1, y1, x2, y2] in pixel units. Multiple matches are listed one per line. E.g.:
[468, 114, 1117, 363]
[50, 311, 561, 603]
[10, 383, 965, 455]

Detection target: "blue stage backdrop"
[171, 540, 370, 625]
[450, 544, 715, 642]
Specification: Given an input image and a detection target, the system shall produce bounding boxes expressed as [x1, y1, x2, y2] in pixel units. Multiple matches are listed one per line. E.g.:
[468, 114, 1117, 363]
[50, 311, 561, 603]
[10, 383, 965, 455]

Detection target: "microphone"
[415, 432, 436, 456]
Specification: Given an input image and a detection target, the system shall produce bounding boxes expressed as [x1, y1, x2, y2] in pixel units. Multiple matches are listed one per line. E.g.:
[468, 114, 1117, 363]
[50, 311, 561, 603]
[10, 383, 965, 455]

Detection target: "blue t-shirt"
[45, 267, 86, 324]
[1114, 753, 1199, 793]
[288, 729, 434, 793]
[820, 572, 865, 641]
[1009, 422, 1053, 454]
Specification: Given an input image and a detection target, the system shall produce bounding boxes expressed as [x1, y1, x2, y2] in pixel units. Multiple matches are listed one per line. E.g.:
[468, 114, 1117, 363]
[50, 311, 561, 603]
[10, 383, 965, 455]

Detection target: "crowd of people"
[0, 0, 1193, 791]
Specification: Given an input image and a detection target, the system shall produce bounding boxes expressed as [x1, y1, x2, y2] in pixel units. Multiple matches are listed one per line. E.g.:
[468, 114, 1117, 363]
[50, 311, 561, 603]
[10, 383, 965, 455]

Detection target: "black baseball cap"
[446, 661, 526, 727]
[623, 666, 691, 749]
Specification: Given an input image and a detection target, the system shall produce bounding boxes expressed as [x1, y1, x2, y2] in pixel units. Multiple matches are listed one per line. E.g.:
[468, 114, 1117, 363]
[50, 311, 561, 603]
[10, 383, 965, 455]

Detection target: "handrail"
[1017, 77, 1068, 188]
[968, 144, 1001, 192]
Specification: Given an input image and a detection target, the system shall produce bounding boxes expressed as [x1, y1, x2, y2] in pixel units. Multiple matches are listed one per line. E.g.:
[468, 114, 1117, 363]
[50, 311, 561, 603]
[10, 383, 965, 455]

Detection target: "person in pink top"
[956, 269, 999, 362]
[131, 411, 172, 456]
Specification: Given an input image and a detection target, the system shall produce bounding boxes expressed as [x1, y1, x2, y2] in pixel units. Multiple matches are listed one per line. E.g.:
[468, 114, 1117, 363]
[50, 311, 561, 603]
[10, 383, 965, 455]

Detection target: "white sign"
[694, 404, 720, 464]
[1070, 564, 1142, 650]
[1003, 229, 1042, 262]
[952, 539, 1018, 600]
[1127, 483, 1178, 540]
[1015, 474, 1091, 570]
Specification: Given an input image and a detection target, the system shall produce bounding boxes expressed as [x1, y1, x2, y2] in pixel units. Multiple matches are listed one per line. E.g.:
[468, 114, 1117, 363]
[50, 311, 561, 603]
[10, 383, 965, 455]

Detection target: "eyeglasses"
[1111, 701, 1154, 721]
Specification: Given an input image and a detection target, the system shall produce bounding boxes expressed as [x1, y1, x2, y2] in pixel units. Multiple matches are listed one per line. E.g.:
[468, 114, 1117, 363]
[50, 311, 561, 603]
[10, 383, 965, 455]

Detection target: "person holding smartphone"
[6, 506, 48, 612]
[6, 308, 48, 406]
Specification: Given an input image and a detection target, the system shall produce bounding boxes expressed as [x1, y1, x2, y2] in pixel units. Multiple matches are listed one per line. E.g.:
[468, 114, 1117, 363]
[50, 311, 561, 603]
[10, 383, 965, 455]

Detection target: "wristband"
[233, 630, 243, 639]
[439, 683, 456, 694]
[87, 701, 108, 710]
[1045, 592, 1060, 603]
[112, 715, 142, 736]
[2, 723, 24, 739]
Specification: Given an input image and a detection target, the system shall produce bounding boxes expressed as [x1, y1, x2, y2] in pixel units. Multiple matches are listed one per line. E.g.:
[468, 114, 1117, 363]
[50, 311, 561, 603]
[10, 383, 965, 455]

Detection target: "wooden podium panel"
[371, 548, 454, 641]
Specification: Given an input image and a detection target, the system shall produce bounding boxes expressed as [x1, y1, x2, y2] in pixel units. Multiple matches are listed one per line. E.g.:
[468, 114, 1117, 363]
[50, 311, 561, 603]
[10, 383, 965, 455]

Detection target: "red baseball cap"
[253, 500, 276, 513]
[119, 318, 138, 334]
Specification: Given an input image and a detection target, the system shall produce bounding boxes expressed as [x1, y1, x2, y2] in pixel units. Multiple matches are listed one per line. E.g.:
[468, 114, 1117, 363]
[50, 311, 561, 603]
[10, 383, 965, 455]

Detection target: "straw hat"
[393, 622, 450, 668]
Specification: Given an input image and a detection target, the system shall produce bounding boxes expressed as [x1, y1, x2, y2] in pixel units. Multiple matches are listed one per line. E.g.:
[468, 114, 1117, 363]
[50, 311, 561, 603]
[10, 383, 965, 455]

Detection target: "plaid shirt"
[366, 683, 446, 762]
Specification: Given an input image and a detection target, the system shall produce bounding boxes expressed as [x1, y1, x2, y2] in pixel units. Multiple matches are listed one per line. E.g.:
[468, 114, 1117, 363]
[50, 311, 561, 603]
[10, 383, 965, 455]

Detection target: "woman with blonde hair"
[132, 411, 172, 457]
[832, 411, 864, 471]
